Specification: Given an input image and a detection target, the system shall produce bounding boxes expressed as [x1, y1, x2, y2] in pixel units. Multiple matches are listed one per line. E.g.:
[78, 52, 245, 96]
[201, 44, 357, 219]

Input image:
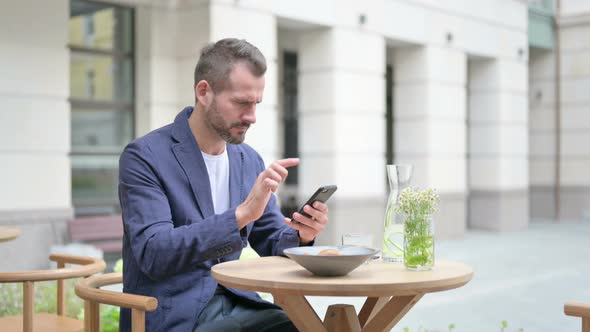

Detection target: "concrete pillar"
[468, 59, 529, 231]
[529, 49, 557, 220]
[136, 0, 278, 161]
[209, 0, 279, 163]
[557, 13, 590, 220]
[393, 46, 468, 239]
[0, 0, 72, 269]
[298, 27, 386, 246]
[135, 2, 209, 135]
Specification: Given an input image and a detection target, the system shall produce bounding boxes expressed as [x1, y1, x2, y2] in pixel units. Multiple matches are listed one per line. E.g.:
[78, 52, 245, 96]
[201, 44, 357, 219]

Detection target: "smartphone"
[294, 185, 338, 222]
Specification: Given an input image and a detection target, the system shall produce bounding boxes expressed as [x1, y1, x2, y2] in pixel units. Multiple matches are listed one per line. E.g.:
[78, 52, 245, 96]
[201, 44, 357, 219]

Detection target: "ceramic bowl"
[283, 245, 379, 276]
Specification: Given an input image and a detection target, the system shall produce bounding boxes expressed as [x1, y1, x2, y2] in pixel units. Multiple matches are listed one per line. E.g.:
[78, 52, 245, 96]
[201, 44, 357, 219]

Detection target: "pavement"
[306, 220, 590, 332]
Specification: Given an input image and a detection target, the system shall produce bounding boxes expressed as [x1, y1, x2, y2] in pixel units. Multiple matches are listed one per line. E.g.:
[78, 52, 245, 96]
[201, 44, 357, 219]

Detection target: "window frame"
[68, 0, 136, 215]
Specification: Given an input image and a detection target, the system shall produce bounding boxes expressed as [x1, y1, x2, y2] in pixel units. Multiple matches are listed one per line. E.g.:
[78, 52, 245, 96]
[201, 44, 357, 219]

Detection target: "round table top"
[0, 226, 21, 243]
[212, 256, 473, 297]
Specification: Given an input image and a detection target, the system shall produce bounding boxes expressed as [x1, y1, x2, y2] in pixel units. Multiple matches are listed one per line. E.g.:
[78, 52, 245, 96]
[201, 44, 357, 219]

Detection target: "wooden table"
[0, 226, 21, 243]
[212, 256, 473, 332]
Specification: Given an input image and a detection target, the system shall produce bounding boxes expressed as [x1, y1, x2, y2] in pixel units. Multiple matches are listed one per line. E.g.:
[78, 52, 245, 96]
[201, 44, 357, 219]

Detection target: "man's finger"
[312, 201, 328, 213]
[275, 158, 299, 169]
[264, 178, 279, 192]
[264, 168, 283, 183]
[269, 163, 289, 181]
[302, 205, 326, 224]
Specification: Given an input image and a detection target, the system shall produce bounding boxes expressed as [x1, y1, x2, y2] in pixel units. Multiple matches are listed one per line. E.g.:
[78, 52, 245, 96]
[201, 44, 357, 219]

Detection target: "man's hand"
[236, 158, 299, 229]
[285, 201, 329, 245]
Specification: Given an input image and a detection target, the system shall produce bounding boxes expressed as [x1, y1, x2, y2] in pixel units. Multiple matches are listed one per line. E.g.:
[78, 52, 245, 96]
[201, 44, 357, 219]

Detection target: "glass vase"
[382, 165, 412, 262]
[403, 212, 435, 271]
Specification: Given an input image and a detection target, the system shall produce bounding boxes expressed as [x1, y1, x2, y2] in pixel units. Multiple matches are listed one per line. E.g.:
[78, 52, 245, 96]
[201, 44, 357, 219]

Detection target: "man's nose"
[241, 104, 256, 124]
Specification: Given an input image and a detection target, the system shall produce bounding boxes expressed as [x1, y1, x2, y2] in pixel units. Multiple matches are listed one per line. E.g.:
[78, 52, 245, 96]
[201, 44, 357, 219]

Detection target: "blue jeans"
[193, 290, 298, 332]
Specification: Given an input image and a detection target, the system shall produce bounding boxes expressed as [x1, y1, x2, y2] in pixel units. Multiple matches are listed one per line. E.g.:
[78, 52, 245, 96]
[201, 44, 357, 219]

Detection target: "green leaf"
[500, 320, 508, 332]
[114, 259, 123, 273]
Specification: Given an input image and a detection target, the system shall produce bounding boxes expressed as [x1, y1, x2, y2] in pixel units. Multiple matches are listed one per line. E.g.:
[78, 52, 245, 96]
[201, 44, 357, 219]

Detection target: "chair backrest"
[75, 272, 158, 332]
[0, 253, 106, 332]
[565, 302, 590, 332]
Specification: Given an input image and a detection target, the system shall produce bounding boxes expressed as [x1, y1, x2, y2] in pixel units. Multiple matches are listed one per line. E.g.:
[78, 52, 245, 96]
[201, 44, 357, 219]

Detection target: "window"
[69, 0, 134, 215]
[386, 65, 394, 166]
[282, 51, 299, 185]
[280, 51, 300, 217]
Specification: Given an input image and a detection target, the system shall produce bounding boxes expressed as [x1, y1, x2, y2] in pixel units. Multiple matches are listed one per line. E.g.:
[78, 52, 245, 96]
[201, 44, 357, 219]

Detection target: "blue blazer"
[118, 107, 301, 331]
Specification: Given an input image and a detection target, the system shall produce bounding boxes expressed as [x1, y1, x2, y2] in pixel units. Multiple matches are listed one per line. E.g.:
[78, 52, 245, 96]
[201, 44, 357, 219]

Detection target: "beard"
[205, 99, 250, 144]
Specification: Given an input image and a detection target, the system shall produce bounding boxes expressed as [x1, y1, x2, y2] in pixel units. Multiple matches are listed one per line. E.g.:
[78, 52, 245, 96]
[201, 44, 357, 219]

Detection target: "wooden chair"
[75, 272, 157, 332]
[565, 302, 590, 332]
[0, 253, 106, 332]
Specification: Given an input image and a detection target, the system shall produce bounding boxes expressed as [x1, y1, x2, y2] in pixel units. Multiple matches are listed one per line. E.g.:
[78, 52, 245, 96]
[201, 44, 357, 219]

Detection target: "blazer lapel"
[171, 107, 214, 218]
[227, 144, 244, 208]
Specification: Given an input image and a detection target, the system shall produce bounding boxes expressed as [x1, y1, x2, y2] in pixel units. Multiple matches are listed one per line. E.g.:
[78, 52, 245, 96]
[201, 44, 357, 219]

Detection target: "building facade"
[1, 0, 589, 269]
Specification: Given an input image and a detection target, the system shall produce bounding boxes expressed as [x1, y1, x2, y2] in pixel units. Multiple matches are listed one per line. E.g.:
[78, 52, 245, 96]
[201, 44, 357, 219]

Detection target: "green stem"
[387, 238, 404, 251]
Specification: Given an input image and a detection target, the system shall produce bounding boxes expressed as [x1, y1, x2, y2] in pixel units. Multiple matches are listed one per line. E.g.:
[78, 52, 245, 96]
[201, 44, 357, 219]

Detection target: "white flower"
[395, 186, 440, 216]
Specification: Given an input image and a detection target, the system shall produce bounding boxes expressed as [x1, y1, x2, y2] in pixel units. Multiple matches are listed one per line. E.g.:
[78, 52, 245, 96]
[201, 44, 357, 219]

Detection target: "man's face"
[204, 63, 265, 144]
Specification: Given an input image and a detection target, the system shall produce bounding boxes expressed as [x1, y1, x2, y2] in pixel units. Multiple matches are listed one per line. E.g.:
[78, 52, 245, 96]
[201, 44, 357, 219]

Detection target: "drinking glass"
[342, 233, 378, 263]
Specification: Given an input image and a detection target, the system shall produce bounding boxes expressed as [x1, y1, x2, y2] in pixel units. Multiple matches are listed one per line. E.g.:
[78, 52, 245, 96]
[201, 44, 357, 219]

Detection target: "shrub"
[0, 279, 84, 318]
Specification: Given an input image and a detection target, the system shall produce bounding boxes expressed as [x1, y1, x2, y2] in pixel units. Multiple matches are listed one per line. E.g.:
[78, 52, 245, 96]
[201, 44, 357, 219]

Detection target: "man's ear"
[195, 80, 212, 106]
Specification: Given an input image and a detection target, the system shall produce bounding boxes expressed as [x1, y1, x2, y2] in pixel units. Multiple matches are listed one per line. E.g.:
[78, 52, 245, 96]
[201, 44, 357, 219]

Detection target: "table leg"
[361, 294, 424, 332]
[324, 304, 361, 332]
[358, 297, 390, 327]
[273, 293, 327, 332]
[274, 293, 424, 332]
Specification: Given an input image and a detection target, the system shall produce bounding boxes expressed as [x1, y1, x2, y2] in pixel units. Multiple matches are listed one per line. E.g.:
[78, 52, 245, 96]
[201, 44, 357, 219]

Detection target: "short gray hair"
[194, 38, 267, 93]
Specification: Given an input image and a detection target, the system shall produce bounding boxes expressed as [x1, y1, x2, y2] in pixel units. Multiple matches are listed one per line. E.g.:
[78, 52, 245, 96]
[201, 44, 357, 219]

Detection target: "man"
[118, 38, 329, 331]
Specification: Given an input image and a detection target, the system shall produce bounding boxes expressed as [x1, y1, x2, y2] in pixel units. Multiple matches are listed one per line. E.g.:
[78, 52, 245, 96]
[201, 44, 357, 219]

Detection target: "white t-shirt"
[201, 148, 230, 214]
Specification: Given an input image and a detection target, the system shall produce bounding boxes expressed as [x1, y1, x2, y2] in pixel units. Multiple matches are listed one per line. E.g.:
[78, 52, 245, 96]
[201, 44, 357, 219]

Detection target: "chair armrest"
[0, 254, 105, 283]
[50, 253, 104, 266]
[565, 302, 590, 318]
[75, 272, 158, 312]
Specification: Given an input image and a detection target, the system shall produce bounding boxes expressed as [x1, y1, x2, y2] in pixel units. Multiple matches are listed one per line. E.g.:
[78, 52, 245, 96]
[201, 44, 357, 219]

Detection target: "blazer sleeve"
[247, 154, 303, 257]
[119, 142, 243, 281]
